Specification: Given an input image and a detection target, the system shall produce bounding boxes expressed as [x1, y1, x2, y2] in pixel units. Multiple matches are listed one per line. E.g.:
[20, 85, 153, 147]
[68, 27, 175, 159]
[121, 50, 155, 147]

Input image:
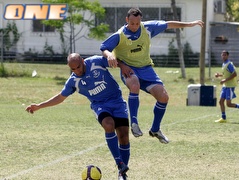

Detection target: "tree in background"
[171, 0, 186, 78]
[0, 21, 20, 52]
[0, 21, 21, 66]
[225, 0, 239, 22]
[41, 0, 109, 54]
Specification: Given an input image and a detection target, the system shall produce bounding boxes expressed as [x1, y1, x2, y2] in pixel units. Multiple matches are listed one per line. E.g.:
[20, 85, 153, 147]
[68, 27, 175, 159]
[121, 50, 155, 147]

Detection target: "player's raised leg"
[149, 84, 169, 144]
[125, 75, 143, 137]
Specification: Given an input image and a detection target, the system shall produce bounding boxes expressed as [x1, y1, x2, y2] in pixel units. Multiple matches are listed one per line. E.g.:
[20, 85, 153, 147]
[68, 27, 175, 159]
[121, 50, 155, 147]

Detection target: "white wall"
[0, 0, 215, 56]
[1, 0, 63, 54]
[0, 3, 3, 28]
[88, 0, 206, 55]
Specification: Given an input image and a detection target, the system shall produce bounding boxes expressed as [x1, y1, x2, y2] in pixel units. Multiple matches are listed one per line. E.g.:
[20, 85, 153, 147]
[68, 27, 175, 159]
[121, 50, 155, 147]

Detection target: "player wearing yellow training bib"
[215, 50, 239, 123]
[101, 7, 204, 146]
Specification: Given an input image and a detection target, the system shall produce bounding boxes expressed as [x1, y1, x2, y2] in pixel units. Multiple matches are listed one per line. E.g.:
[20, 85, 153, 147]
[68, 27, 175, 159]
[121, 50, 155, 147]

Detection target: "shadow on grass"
[54, 76, 67, 85]
[229, 122, 239, 125]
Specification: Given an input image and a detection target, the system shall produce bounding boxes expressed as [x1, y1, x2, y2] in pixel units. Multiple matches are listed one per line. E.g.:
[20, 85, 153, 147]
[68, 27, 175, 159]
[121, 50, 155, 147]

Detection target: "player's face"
[221, 52, 228, 61]
[126, 15, 141, 32]
[69, 58, 85, 76]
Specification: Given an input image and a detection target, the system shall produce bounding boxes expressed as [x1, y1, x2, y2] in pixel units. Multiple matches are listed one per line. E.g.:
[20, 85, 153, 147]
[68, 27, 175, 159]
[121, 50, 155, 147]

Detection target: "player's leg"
[115, 125, 130, 180]
[215, 98, 227, 122]
[226, 99, 235, 107]
[131, 65, 169, 143]
[122, 74, 143, 137]
[148, 84, 169, 143]
[115, 118, 130, 166]
[227, 101, 239, 108]
[115, 118, 130, 180]
[226, 87, 239, 108]
[93, 101, 129, 178]
[220, 98, 226, 118]
[98, 112, 125, 167]
[215, 87, 227, 122]
[113, 100, 130, 179]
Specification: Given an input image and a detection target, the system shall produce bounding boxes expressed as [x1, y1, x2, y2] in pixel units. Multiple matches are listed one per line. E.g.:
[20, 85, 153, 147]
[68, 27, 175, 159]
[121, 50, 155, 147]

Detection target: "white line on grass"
[2, 143, 105, 180]
[164, 108, 237, 126]
[164, 113, 217, 126]
[3, 109, 237, 180]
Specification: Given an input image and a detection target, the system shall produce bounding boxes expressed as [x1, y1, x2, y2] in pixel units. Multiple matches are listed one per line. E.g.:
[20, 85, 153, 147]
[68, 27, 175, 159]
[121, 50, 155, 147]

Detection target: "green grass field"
[0, 63, 239, 180]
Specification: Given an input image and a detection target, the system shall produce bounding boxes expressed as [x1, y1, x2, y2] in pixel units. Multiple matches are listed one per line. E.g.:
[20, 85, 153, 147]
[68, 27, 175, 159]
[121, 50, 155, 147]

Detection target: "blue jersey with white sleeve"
[223, 59, 235, 73]
[61, 55, 123, 105]
[220, 59, 237, 99]
[100, 20, 167, 51]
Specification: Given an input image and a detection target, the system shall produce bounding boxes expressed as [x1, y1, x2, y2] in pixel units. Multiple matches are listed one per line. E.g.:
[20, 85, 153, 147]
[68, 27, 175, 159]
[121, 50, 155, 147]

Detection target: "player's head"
[221, 50, 229, 61]
[126, 7, 142, 33]
[67, 53, 85, 76]
[127, 7, 142, 18]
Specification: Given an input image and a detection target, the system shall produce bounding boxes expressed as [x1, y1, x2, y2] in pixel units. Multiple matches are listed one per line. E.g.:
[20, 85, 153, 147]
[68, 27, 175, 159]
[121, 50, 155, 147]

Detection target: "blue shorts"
[91, 98, 128, 119]
[220, 87, 236, 100]
[121, 65, 164, 93]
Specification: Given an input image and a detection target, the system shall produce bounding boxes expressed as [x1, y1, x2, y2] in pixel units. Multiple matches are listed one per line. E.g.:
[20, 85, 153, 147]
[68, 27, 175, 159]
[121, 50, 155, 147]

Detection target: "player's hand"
[25, 104, 39, 114]
[220, 79, 226, 85]
[215, 73, 219, 78]
[107, 54, 118, 68]
[120, 64, 134, 78]
[192, 20, 204, 27]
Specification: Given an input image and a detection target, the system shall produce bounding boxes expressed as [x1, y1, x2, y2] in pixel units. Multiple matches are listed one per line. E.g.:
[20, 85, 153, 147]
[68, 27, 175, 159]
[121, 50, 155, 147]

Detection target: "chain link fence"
[3, 10, 239, 67]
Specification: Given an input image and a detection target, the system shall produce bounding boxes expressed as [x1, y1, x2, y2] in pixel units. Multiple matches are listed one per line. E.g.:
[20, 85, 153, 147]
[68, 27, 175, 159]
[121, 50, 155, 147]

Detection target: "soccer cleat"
[149, 130, 169, 144]
[215, 118, 227, 123]
[131, 123, 143, 137]
[118, 162, 129, 178]
[118, 173, 128, 180]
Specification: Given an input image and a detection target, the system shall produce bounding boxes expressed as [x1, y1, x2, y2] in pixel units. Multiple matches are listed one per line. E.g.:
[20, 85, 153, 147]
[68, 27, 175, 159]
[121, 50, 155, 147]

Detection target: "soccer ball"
[81, 165, 102, 180]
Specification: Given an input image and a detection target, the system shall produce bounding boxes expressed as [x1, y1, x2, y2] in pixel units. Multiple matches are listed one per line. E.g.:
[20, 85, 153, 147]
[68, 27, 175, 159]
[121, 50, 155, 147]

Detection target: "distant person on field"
[100, 7, 204, 143]
[25, 53, 129, 180]
[215, 50, 239, 123]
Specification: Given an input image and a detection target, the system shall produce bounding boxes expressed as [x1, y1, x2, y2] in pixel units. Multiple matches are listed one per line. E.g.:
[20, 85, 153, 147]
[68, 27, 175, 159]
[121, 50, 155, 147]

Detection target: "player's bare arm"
[102, 50, 118, 68]
[167, 20, 204, 29]
[26, 93, 66, 114]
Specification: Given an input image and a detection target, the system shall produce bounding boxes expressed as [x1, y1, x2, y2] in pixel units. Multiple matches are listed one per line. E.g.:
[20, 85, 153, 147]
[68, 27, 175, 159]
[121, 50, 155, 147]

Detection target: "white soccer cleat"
[149, 130, 169, 144]
[131, 123, 143, 137]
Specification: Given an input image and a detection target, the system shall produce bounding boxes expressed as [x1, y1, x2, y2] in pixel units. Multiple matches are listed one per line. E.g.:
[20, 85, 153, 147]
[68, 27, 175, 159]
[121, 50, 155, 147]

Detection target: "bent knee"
[102, 119, 115, 132]
[158, 91, 169, 103]
[129, 84, 140, 92]
[126, 77, 140, 92]
[226, 102, 234, 107]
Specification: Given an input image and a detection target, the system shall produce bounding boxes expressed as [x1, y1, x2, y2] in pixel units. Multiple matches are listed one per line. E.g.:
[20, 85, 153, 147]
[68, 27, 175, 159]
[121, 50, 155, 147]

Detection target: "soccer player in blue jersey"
[100, 7, 204, 143]
[26, 53, 129, 180]
[214, 50, 239, 123]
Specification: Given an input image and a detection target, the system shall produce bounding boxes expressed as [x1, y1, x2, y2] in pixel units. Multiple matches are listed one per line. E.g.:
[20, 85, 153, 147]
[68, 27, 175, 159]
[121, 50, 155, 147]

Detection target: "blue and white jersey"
[61, 55, 123, 105]
[100, 20, 167, 52]
[222, 59, 235, 73]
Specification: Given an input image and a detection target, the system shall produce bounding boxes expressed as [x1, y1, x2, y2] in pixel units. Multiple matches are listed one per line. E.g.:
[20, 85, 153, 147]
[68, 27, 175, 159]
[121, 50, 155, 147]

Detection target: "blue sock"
[128, 93, 139, 125]
[235, 104, 239, 108]
[222, 112, 226, 119]
[151, 102, 167, 132]
[119, 143, 130, 166]
[105, 132, 122, 165]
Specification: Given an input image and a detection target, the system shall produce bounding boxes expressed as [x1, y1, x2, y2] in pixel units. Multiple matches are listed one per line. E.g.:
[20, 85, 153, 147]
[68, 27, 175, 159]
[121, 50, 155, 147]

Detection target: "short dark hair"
[127, 7, 142, 18]
[222, 50, 229, 55]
